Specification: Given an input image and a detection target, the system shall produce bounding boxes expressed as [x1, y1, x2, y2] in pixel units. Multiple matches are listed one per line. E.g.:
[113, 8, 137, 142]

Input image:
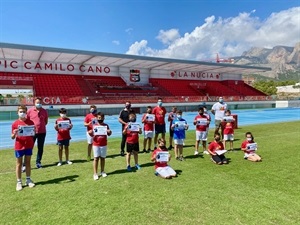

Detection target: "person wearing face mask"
[208, 133, 228, 165]
[151, 138, 177, 179]
[88, 112, 112, 180]
[84, 105, 98, 161]
[211, 97, 228, 139]
[11, 105, 35, 191]
[193, 107, 209, 156]
[26, 97, 48, 169]
[222, 109, 236, 151]
[118, 101, 135, 156]
[54, 108, 73, 166]
[123, 113, 142, 171]
[167, 106, 177, 150]
[171, 110, 189, 161]
[152, 97, 167, 150]
[141, 106, 155, 153]
[241, 132, 262, 162]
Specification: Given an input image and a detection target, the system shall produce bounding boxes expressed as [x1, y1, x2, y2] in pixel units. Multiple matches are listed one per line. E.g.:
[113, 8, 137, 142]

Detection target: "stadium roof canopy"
[0, 42, 271, 74]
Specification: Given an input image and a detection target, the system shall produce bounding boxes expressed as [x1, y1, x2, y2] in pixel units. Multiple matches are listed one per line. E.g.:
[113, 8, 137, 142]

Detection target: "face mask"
[158, 102, 163, 106]
[35, 103, 42, 108]
[60, 114, 66, 118]
[247, 138, 252, 141]
[125, 104, 131, 109]
[90, 108, 97, 114]
[219, 99, 224, 103]
[160, 145, 166, 149]
[177, 115, 182, 119]
[98, 119, 103, 123]
[130, 118, 136, 122]
[215, 138, 220, 142]
[199, 112, 203, 115]
[204, 109, 207, 113]
[18, 112, 27, 118]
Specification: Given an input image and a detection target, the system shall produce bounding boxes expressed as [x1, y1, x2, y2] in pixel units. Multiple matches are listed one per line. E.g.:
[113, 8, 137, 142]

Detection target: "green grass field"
[0, 121, 299, 225]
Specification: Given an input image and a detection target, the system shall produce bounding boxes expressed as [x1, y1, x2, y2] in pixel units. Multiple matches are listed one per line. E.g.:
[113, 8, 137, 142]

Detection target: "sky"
[0, 0, 299, 61]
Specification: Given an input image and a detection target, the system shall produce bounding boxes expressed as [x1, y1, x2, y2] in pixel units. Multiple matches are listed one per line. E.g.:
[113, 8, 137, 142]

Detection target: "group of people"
[11, 96, 262, 190]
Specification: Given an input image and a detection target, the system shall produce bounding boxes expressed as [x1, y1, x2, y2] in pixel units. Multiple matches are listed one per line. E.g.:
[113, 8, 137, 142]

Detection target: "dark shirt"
[119, 108, 135, 128]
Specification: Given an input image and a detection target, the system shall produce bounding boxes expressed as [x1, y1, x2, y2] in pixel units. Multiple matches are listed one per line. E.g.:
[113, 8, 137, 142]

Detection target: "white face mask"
[60, 113, 66, 118]
[18, 112, 27, 118]
[177, 115, 182, 119]
[247, 138, 252, 141]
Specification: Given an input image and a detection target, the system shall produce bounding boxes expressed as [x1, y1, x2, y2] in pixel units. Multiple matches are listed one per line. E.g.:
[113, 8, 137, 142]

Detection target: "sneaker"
[66, 161, 73, 165]
[26, 179, 35, 188]
[179, 156, 185, 161]
[194, 150, 199, 155]
[168, 145, 173, 150]
[203, 150, 209, 155]
[93, 174, 99, 180]
[120, 151, 125, 157]
[36, 163, 42, 169]
[176, 157, 180, 160]
[16, 182, 22, 191]
[135, 164, 141, 170]
[101, 172, 107, 178]
[57, 162, 62, 166]
[22, 165, 26, 173]
[143, 149, 147, 153]
[147, 148, 151, 153]
[127, 165, 132, 172]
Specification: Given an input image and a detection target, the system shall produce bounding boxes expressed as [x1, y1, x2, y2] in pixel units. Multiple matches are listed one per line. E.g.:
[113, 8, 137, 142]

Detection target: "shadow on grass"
[183, 144, 195, 148]
[184, 154, 204, 159]
[35, 175, 79, 185]
[106, 153, 124, 159]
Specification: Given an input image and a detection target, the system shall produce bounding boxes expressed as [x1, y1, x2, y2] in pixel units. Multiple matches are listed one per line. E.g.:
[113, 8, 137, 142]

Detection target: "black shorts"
[126, 143, 139, 153]
[155, 124, 166, 134]
[211, 154, 227, 164]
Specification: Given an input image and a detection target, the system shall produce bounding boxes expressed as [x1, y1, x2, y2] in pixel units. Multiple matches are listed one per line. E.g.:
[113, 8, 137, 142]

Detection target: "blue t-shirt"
[172, 118, 187, 139]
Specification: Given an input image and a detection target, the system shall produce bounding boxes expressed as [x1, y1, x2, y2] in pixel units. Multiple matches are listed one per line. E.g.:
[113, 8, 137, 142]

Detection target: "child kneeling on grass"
[208, 132, 228, 165]
[151, 138, 176, 179]
[241, 132, 262, 162]
[11, 105, 35, 191]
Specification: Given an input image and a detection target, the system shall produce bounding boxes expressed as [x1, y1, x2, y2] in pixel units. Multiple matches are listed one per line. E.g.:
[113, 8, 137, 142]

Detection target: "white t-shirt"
[212, 102, 227, 120]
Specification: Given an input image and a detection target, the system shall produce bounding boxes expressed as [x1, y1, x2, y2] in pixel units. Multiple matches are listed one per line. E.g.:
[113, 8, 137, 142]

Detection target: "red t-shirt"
[92, 123, 110, 146]
[223, 121, 234, 135]
[194, 114, 208, 131]
[11, 119, 35, 150]
[142, 113, 154, 131]
[208, 141, 224, 154]
[152, 148, 168, 169]
[55, 118, 72, 141]
[124, 123, 139, 144]
[152, 106, 166, 125]
[84, 113, 97, 131]
[27, 107, 48, 134]
[241, 140, 256, 154]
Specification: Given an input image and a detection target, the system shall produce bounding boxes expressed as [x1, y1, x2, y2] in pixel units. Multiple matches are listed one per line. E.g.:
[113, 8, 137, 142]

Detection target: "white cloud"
[126, 7, 300, 60]
[112, 40, 120, 45]
[125, 28, 133, 34]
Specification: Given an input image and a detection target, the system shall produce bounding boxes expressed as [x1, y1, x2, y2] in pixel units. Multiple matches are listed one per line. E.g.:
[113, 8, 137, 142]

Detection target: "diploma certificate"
[246, 143, 257, 151]
[197, 119, 207, 126]
[146, 114, 155, 122]
[215, 150, 227, 155]
[128, 123, 140, 132]
[57, 121, 70, 129]
[93, 125, 107, 136]
[156, 152, 169, 162]
[223, 116, 234, 122]
[18, 125, 35, 137]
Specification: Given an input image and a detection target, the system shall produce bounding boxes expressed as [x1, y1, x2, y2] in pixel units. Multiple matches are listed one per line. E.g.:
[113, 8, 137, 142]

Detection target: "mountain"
[233, 42, 300, 78]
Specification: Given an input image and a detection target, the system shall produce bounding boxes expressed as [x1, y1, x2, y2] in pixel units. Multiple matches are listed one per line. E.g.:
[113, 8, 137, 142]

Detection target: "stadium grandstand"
[0, 43, 271, 105]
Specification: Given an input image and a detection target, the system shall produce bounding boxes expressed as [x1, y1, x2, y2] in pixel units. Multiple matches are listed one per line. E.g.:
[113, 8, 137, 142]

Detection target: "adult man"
[118, 101, 135, 156]
[84, 105, 98, 161]
[211, 96, 227, 138]
[152, 97, 167, 149]
[26, 97, 49, 168]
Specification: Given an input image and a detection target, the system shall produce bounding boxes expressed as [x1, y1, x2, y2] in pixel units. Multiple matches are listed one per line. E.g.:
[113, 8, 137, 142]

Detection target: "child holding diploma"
[54, 108, 73, 166]
[123, 113, 142, 171]
[88, 112, 112, 180]
[141, 106, 155, 153]
[193, 107, 209, 155]
[151, 138, 176, 179]
[241, 132, 262, 162]
[171, 110, 189, 161]
[11, 105, 35, 191]
[222, 109, 235, 151]
[208, 133, 228, 165]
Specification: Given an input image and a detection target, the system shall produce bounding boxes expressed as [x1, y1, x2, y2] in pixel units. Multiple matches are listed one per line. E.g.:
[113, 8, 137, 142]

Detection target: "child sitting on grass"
[151, 138, 176, 179]
[241, 132, 262, 162]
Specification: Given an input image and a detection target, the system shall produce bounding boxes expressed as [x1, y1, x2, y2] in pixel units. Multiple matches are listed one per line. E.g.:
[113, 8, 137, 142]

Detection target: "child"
[193, 107, 209, 155]
[203, 105, 211, 154]
[11, 105, 35, 191]
[171, 110, 189, 161]
[222, 109, 235, 151]
[151, 138, 177, 179]
[88, 112, 112, 180]
[208, 132, 228, 165]
[141, 106, 155, 153]
[123, 113, 142, 171]
[54, 108, 73, 166]
[241, 132, 262, 162]
[167, 106, 177, 150]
